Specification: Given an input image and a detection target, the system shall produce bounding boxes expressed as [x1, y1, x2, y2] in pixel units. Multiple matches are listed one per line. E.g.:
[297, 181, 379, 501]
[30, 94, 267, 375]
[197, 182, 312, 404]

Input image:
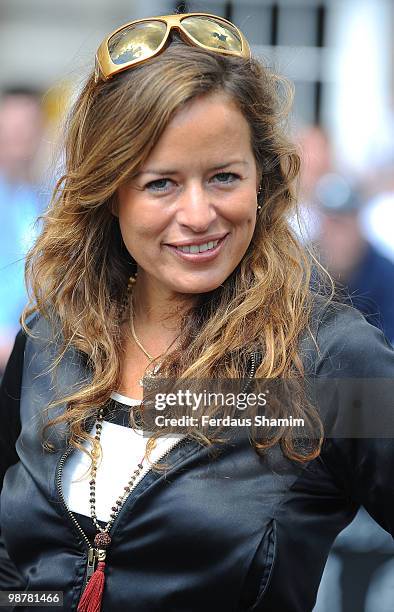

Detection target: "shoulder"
[306, 294, 394, 377]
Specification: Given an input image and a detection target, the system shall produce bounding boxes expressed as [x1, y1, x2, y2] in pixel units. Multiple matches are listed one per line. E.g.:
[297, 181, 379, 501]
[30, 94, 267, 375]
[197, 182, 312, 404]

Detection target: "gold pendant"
[139, 363, 161, 388]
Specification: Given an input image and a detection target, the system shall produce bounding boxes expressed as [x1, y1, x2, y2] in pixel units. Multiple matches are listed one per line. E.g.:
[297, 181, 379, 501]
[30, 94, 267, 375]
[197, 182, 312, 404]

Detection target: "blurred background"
[0, 1, 393, 610]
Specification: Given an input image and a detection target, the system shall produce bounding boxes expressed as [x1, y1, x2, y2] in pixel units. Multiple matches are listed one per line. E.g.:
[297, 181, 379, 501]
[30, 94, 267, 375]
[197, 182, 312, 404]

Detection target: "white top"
[62, 391, 184, 522]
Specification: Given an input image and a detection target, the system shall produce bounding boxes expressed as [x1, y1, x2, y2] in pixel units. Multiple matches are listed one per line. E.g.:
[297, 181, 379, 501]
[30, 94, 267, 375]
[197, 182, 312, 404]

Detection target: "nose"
[175, 182, 217, 232]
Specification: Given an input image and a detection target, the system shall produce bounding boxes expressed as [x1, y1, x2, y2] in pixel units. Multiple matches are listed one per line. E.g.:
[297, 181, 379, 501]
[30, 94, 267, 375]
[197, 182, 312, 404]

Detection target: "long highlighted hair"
[22, 38, 329, 467]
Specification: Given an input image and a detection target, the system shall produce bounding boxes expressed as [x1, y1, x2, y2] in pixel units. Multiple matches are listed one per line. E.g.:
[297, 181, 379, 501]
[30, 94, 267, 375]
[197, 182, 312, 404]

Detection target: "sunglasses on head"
[95, 12, 251, 82]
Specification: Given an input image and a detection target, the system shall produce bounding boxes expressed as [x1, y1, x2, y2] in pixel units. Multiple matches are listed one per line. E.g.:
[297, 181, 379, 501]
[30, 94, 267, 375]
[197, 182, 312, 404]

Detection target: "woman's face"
[116, 92, 259, 298]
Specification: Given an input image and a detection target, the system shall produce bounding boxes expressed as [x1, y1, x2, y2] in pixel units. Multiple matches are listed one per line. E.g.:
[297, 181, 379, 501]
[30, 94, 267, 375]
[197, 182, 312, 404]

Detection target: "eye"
[212, 172, 240, 184]
[145, 178, 174, 192]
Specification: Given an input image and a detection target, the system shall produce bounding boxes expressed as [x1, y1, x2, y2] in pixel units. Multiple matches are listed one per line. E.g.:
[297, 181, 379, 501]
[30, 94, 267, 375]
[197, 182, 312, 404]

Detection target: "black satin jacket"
[0, 297, 393, 611]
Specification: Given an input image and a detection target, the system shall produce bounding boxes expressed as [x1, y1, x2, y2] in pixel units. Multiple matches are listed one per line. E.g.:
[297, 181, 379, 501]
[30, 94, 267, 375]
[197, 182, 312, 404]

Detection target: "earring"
[257, 184, 262, 212]
[120, 272, 137, 318]
[127, 272, 137, 291]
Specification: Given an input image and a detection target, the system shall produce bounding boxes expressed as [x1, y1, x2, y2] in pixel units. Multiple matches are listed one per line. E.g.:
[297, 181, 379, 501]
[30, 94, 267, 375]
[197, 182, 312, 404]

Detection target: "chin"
[171, 278, 227, 295]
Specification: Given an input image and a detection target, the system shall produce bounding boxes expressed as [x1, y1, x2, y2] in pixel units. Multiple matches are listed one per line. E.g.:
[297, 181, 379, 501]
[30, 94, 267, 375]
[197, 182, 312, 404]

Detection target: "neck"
[127, 275, 197, 355]
[132, 276, 195, 326]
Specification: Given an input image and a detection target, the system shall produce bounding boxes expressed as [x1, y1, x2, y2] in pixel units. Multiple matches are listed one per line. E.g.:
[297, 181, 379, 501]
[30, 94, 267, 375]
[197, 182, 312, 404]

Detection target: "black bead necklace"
[88, 406, 146, 550]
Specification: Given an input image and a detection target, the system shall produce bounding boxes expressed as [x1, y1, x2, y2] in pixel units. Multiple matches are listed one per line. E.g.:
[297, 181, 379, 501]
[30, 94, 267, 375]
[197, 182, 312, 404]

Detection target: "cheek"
[224, 194, 257, 228]
[118, 200, 168, 241]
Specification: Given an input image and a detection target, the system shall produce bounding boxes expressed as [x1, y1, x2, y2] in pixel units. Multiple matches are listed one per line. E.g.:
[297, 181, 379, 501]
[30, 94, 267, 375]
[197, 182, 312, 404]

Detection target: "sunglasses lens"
[181, 16, 242, 53]
[108, 20, 167, 65]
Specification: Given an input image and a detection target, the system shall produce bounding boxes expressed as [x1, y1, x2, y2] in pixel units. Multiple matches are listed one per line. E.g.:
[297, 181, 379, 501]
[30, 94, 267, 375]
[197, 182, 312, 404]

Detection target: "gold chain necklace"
[129, 292, 180, 388]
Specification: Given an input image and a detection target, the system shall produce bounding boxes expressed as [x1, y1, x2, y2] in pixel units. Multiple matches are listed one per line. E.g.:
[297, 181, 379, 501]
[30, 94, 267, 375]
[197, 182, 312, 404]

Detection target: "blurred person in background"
[289, 125, 332, 245]
[298, 126, 332, 206]
[0, 87, 47, 375]
[310, 173, 394, 612]
[313, 173, 394, 344]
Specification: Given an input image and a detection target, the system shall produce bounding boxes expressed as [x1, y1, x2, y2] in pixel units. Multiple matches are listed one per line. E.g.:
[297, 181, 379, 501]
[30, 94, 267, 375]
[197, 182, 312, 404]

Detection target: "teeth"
[176, 239, 219, 253]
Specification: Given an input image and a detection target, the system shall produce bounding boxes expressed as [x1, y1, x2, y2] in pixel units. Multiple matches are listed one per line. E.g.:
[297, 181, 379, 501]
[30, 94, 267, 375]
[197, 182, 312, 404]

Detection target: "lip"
[165, 233, 228, 248]
[163, 233, 229, 263]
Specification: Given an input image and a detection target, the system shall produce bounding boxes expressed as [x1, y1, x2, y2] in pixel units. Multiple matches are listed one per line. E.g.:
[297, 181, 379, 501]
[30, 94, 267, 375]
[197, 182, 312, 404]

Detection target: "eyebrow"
[135, 160, 249, 176]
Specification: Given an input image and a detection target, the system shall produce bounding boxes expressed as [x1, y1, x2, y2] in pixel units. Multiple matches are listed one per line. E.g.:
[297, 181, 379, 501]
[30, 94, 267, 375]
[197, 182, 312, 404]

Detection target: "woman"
[0, 12, 393, 612]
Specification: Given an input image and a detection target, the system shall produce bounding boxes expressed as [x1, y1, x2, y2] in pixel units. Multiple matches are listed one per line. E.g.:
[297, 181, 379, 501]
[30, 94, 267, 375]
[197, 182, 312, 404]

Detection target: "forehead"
[144, 92, 253, 167]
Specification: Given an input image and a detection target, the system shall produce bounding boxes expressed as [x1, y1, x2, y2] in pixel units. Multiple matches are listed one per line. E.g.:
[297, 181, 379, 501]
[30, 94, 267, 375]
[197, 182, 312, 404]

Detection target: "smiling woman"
[0, 11, 393, 612]
[115, 92, 258, 295]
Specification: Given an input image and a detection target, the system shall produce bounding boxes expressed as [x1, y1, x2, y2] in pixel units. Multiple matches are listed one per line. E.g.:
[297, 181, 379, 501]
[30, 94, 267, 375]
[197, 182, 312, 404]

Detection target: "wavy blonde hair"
[22, 38, 329, 468]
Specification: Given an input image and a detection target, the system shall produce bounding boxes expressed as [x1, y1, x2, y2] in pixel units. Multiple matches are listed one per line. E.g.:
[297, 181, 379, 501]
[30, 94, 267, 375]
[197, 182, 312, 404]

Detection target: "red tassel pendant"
[78, 561, 106, 612]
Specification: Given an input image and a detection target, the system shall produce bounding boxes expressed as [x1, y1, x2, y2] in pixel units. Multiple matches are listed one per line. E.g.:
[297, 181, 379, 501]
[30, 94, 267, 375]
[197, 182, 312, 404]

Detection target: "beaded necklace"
[79, 275, 179, 611]
[89, 406, 147, 544]
[78, 404, 150, 612]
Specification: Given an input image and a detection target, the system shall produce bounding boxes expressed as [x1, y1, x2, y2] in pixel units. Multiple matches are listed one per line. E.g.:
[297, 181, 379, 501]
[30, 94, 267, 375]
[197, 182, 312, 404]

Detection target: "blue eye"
[145, 172, 240, 192]
[145, 178, 173, 192]
[213, 172, 240, 184]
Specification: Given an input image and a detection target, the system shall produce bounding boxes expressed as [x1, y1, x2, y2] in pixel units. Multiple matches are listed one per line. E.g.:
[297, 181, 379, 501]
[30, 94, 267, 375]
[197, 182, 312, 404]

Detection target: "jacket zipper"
[55, 434, 187, 591]
[55, 351, 259, 593]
